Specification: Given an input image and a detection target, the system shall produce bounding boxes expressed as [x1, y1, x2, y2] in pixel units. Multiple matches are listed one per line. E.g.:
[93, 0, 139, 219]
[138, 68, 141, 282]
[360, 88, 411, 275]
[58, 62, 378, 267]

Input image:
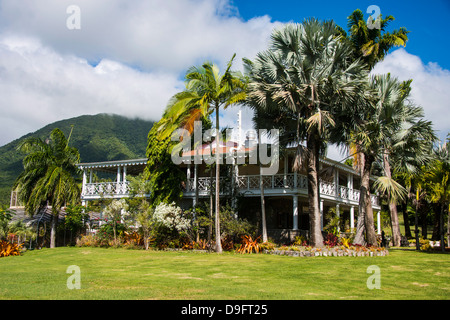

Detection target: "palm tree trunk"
[414, 191, 420, 250]
[306, 133, 323, 247]
[214, 105, 222, 253]
[447, 201, 449, 251]
[402, 200, 412, 238]
[354, 153, 377, 246]
[258, 134, 268, 243]
[440, 202, 445, 253]
[383, 152, 401, 246]
[259, 166, 268, 242]
[50, 210, 58, 248]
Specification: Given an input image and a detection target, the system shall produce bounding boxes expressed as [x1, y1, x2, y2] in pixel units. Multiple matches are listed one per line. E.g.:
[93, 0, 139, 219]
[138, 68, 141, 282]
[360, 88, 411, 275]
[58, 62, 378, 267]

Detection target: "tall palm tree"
[338, 9, 409, 70]
[378, 83, 436, 246]
[336, 9, 410, 245]
[14, 128, 81, 248]
[248, 97, 298, 243]
[245, 19, 368, 247]
[157, 55, 247, 253]
[425, 140, 450, 252]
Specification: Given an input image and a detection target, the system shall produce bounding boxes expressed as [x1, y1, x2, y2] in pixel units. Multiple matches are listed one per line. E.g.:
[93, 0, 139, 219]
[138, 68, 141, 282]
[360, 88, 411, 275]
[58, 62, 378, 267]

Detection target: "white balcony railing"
[83, 182, 130, 198]
[82, 174, 379, 206]
[187, 173, 378, 206]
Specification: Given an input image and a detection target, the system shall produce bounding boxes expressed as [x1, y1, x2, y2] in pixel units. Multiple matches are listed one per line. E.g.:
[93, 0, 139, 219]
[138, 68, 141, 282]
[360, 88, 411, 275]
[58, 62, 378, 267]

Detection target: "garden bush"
[0, 240, 22, 257]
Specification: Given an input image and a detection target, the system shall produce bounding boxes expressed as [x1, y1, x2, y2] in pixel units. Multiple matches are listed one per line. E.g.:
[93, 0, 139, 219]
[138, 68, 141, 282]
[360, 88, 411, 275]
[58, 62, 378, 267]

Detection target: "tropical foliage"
[7, 8, 448, 251]
[0, 114, 153, 206]
[149, 54, 247, 253]
[244, 18, 369, 247]
[14, 128, 81, 248]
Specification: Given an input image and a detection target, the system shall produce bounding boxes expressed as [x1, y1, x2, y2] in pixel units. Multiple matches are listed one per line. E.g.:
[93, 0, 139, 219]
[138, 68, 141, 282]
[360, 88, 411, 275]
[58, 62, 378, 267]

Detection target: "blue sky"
[0, 0, 448, 154]
[234, 0, 450, 69]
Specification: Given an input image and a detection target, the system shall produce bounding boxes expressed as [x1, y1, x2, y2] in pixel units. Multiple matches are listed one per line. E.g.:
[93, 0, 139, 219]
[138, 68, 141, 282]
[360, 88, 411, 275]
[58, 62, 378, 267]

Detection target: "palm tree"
[425, 140, 450, 252]
[245, 19, 368, 247]
[338, 9, 409, 70]
[156, 54, 247, 253]
[247, 97, 299, 243]
[14, 128, 81, 248]
[371, 76, 435, 246]
[337, 9, 410, 245]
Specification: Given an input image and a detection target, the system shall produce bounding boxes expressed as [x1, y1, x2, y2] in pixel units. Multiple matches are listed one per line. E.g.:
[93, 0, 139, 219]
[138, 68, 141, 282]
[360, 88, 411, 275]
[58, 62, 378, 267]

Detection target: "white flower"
[153, 202, 190, 231]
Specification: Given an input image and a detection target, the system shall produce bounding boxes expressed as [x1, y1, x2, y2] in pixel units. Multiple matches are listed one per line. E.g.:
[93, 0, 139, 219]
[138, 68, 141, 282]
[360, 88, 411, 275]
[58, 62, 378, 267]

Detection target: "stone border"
[267, 247, 389, 257]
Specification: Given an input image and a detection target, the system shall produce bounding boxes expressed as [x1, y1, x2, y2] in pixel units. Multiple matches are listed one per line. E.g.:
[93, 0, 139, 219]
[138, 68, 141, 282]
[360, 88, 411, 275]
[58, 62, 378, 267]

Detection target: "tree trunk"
[354, 153, 366, 245]
[306, 133, 323, 247]
[432, 203, 441, 241]
[258, 133, 268, 243]
[447, 201, 450, 250]
[354, 153, 377, 246]
[214, 105, 222, 253]
[420, 204, 428, 239]
[208, 165, 213, 247]
[383, 152, 402, 246]
[440, 202, 445, 253]
[402, 200, 412, 238]
[50, 210, 58, 248]
[259, 166, 268, 243]
[414, 191, 420, 250]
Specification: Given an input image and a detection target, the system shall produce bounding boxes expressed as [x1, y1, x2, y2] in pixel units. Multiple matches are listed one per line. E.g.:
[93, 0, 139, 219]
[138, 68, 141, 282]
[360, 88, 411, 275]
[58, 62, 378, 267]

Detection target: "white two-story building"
[77, 140, 381, 242]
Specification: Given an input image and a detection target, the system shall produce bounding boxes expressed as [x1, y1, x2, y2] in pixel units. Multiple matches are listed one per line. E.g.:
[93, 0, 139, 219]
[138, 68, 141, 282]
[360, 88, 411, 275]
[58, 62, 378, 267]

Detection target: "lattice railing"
[83, 175, 378, 206]
[83, 182, 130, 197]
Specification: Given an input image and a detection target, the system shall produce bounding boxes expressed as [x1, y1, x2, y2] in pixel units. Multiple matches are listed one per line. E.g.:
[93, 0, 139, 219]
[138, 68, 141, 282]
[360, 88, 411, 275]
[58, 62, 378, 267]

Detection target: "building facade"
[77, 145, 382, 242]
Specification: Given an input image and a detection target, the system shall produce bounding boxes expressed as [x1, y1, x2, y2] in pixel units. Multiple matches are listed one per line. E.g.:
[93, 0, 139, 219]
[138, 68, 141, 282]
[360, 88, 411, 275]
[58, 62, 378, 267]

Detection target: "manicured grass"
[0, 247, 448, 300]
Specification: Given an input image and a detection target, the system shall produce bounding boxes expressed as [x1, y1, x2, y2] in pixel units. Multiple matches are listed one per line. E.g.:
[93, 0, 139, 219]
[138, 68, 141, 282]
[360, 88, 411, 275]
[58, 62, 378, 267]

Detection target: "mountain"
[0, 113, 155, 206]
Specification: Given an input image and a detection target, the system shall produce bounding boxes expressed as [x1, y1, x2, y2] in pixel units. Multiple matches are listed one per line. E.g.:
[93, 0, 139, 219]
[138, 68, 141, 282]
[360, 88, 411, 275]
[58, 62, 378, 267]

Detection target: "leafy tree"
[153, 55, 247, 253]
[136, 201, 154, 250]
[337, 9, 411, 245]
[14, 128, 81, 248]
[103, 199, 128, 243]
[0, 208, 14, 240]
[423, 139, 450, 251]
[245, 18, 368, 247]
[64, 204, 89, 244]
[145, 121, 185, 207]
[338, 9, 409, 69]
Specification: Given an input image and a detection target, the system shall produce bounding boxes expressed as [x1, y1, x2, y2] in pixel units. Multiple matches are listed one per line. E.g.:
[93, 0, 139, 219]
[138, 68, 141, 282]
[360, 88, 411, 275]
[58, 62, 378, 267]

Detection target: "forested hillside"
[0, 113, 154, 206]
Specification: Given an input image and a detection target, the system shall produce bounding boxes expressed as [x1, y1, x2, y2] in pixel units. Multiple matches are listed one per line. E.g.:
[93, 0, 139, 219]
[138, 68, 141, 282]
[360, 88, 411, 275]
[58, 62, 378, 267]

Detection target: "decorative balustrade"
[83, 182, 130, 198]
[186, 173, 378, 206]
[82, 174, 378, 206]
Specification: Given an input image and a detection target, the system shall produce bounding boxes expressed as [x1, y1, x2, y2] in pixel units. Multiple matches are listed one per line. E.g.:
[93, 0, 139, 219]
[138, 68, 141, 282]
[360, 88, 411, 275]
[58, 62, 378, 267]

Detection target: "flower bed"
[266, 245, 389, 257]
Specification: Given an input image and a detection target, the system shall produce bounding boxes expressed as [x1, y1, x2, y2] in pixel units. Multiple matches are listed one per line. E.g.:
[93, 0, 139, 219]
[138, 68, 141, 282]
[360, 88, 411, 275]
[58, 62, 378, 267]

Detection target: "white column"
[334, 168, 339, 197]
[320, 200, 324, 231]
[89, 169, 93, 184]
[293, 195, 298, 230]
[116, 166, 121, 195]
[347, 173, 353, 200]
[336, 203, 340, 233]
[82, 169, 87, 195]
[294, 170, 298, 188]
[283, 156, 288, 187]
[123, 165, 127, 182]
[347, 173, 353, 189]
[377, 211, 381, 235]
[350, 206, 355, 231]
[187, 164, 191, 191]
[193, 164, 198, 208]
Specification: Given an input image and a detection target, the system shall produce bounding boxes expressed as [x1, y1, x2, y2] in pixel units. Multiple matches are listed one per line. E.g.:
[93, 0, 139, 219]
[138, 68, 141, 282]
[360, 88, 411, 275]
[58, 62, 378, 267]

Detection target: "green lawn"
[0, 247, 448, 300]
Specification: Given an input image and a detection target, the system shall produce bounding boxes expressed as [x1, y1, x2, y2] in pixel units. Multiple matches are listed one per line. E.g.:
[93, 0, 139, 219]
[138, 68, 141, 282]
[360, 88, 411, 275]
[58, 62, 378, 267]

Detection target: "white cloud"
[372, 48, 450, 143]
[0, 0, 280, 146]
[0, 0, 277, 72]
[0, 36, 182, 145]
